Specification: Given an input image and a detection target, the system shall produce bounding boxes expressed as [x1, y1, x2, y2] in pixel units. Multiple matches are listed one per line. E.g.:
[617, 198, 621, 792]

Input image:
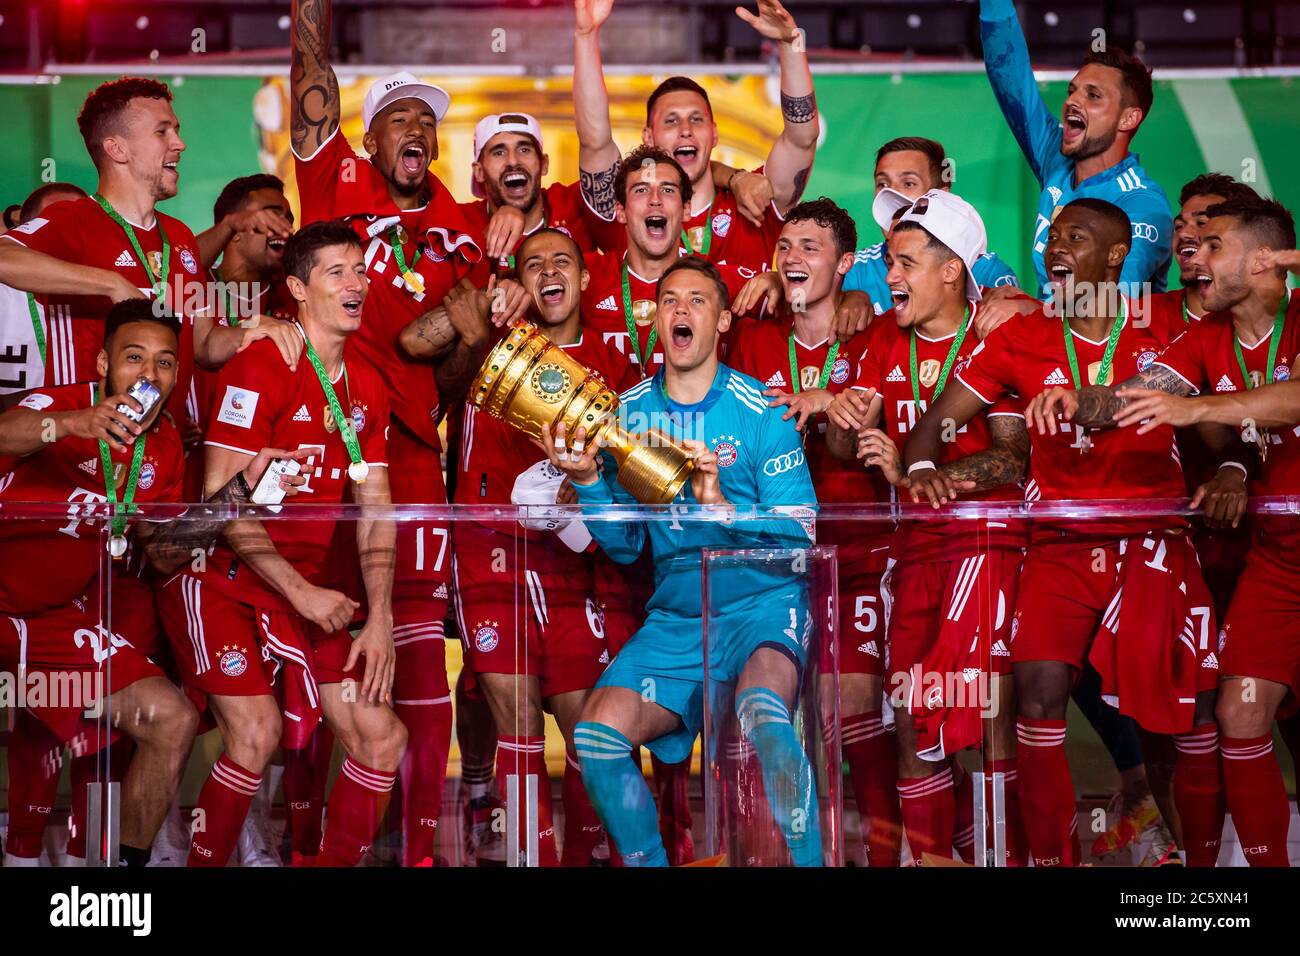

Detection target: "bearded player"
[903, 199, 1235, 867]
[155, 222, 405, 867]
[825, 190, 1030, 865]
[542, 257, 821, 866]
[1028, 196, 1298, 865]
[574, 0, 818, 275]
[0, 77, 302, 423]
[979, 0, 1172, 296]
[290, 0, 497, 866]
[0, 300, 202, 867]
[728, 198, 901, 866]
[439, 228, 636, 865]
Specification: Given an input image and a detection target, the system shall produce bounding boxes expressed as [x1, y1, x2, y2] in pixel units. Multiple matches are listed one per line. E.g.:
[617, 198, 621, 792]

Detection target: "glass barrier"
[1, 497, 1297, 868]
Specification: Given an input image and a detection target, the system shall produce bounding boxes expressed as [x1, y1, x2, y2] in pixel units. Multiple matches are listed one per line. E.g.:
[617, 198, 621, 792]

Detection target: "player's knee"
[124, 680, 199, 751]
[344, 708, 408, 771]
[225, 705, 282, 769]
[735, 686, 791, 738]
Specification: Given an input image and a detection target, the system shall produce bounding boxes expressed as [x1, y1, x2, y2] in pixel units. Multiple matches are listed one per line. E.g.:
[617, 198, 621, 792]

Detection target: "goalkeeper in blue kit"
[540, 257, 823, 866]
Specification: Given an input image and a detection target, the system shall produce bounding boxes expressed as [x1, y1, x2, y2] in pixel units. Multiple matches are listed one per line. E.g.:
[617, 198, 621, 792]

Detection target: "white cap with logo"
[362, 71, 451, 131]
[471, 113, 545, 198]
[873, 187, 988, 301]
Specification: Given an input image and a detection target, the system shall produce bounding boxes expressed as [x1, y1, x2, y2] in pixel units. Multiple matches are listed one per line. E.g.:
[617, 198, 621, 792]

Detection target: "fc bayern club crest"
[219, 646, 248, 677]
[351, 403, 366, 432]
[180, 248, 198, 275]
[138, 460, 156, 490]
[713, 440, 738, 467]
[474, 623, 500, 653]
[712, 212, 732, 238]
[1136, 349, 1157, 371]
[830, 357, 850, 384]
[1276, 365, 1291, 382]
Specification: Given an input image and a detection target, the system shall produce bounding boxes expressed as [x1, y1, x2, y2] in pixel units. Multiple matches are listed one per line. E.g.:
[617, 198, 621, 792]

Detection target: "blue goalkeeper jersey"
[571, 363, 816, 621]
[979, 0, 1173, 298]
[844, 240, 1021, 314]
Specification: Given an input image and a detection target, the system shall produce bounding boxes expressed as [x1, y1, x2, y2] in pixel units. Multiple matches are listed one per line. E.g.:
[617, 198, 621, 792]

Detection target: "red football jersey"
[853, 304, 1025, 560]
[956, 301, 1186, 535]
[1154, 288, 1300, 501]
[458, 181, 599, 271]
[1132, 287, 1208, 328]
[457, 326, 635, 547]
[4, 196, 201, 423]
[199, 332, 390, 609]
[295, 130, 488, 453]
[580, 251, 750, 379]
[0, 382, 184, 615]
[588, 179, 783, 275]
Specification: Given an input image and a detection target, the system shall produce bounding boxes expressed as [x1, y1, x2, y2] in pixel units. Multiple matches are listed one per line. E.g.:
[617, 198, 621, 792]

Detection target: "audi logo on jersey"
[1131, 222, 1160, 243]
[762, 448, 805, 476]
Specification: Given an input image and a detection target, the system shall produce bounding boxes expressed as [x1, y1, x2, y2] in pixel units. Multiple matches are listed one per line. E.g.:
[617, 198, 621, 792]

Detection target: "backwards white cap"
[471, 113, 545, 198]
[362, 71, 450, 131]
[873, 188, 988, 301]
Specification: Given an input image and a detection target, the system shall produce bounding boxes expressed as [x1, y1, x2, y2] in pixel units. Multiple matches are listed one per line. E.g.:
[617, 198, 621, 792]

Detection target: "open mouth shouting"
[784, 269, 810, 288]
[500, 168, 531, 199]
[538, 279, 566, 307]
[162, 158, 180, 179]
[1047, 261, 1075, 293]
[1176, 236, 1200, 263]
[400, 141, 427, 177]
[1062, 105, 1087, 148]
[1189, 270, 1213, 296]
[672, 144, 699, 167]
[644, 215, 669, 242]
[889, 286, 911, 316]
[267, 236, 287, 255]
[341, 295, 364, 319]
[670, 320, 694, 350]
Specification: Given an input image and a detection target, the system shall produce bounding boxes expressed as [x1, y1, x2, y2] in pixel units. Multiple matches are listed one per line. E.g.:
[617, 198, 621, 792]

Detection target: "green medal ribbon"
[388, 225, 424, 294]
[680, 200, 715, 257]
[27, 293, 45, 366]
[1063, 299, 1127, 389]
[788, 334, 839, 394]
[299, 325, 366, 480]
[213, 267, 240, 328]
[93, 194, 169, 297]
[909, 306, 971, 408]
[622, 261, 657, 376]
[1233, 297, 1287, 390]
[94, 382, 147, 553]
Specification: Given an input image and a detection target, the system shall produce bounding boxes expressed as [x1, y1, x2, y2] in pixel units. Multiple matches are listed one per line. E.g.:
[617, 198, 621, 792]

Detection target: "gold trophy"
[470, 322, 695, 504]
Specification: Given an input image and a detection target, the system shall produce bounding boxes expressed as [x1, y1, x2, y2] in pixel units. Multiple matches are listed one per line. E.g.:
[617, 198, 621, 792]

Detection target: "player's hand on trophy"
[682, 438, 727, 505]
[855, 427, 904, 484]
[731, 269, 783, 317]
[236, 313, 303, 371]
[537, 421, 601, 485]
[442, 277, 492, 345]
[290, 583, 360, 634]
[1025, 386, 1078, 435]
[906, 464, 975, 509]
[65, 392, 144, 452]
[736, 0, 799, 44]
[484, 274, 532, 329]
[575, 0, 615, 35]
[832, 290, 873, 343]
[1191, 464, 1249, 530]
[347, 615, 397, 704]
[485, 204, 526, 261]
[730, 170, 775, 228]
[826, 386, 874, 432]
[765, 386, 831, 431]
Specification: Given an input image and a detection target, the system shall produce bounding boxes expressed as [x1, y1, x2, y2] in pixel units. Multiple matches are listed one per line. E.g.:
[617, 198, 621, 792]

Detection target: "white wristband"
[1217, 461, 1248, 478]
[907, 460, 937, 475]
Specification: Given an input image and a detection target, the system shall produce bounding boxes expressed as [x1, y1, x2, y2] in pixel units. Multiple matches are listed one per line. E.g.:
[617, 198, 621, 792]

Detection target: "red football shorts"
[451, 522, 608, 698]
[1, 598, 162, 743]
[819, 543, 890, 678]
[1220, 542, 1300, 700]
[886, 548, 1021, 686]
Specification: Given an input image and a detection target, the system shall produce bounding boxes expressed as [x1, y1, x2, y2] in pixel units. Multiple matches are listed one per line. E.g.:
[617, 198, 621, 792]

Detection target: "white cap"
[362, 71, 450, 131]
[873, 188, 988, 301]
[471, 113, 545, 198]
[511, 460, 593, 553]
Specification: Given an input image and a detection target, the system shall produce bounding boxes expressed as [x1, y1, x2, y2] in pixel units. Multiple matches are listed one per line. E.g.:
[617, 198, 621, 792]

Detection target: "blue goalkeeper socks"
[573, 721, 668, 867]
[736, 686, 823, 867]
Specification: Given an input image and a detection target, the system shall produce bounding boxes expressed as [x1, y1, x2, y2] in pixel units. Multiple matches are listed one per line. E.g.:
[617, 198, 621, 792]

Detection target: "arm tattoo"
[142, 471, 251, 571]
[939, 415, 1029, 491]
[435, 339, 490, 410]
[1072, 366, 1193, 428]
[415, 307, 456, 357]
[780, 91, 817, 125]
[290, 0, 341, 156]
[580, 159, 619, 222]
[790, 167, 810, 205]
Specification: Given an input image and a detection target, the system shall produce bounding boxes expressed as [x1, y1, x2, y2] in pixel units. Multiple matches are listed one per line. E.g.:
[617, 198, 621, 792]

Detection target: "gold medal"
[918, 358, 942, 389]
[402, 270, 425, 295]
[633, 299, 656, 326]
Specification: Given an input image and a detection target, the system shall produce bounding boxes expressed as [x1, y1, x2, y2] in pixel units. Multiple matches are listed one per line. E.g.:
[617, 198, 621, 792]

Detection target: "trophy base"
[616, 444, 695, 505]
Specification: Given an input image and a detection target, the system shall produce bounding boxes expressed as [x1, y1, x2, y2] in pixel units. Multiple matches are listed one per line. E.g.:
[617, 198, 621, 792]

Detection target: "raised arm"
[740, 0, 819, 213]
[978, 0, 1061, 183]
[573, 0, 622, 220]
[290, 0, 342, 159]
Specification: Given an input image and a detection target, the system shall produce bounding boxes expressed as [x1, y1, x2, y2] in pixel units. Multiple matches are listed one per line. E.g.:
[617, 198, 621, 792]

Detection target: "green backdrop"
[4, 71, 1298, 292]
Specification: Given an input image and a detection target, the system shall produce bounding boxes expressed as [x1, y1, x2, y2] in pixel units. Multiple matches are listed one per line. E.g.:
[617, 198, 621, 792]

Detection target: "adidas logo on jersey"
[595, 295, 618, 311]
[292, 404, 312, 422]
[1202, 652, 1219, 669]
[78, 458, 98, 476]
[1043, 367, 1069, 386]
[598, 650, 610, 664]
[886, 365, 905, 383]
[433, 582, 448, 600]
[1214, 375, 1237, 393]
[991, 640, 1010, 657]
[858, 641, 880, 658]
[114, 250, 137, 268]
[765, 371, 787, 388]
